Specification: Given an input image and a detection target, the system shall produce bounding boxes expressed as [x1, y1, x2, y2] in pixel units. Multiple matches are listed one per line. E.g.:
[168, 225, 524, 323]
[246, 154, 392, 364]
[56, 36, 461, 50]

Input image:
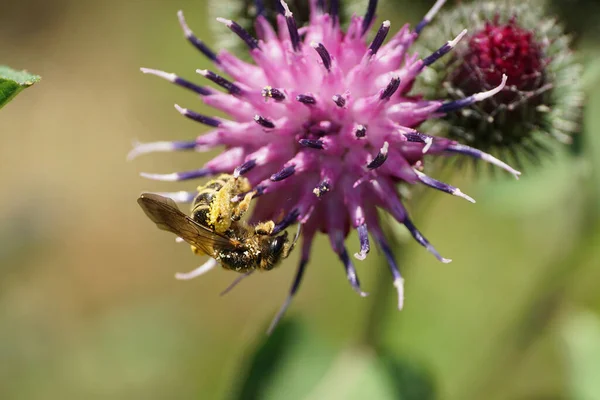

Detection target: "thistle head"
[417, 1, 584, 169]
[130, 0, 522, 332]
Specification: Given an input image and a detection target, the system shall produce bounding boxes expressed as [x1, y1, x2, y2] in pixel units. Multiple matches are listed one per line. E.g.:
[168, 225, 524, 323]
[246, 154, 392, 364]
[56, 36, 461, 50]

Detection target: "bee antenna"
[220, 271, 254, 296]
[285, 223, 302, 257]
[294, 223, 302, 242]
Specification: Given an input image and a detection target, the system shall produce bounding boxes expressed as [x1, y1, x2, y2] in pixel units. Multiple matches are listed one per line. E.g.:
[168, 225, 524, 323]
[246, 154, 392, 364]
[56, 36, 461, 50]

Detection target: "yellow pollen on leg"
[254, 221, 275, 235]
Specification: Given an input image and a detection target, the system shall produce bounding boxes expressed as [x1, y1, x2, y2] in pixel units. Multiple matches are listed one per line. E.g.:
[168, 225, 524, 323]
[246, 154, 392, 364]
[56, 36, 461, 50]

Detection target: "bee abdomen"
[192, 177, 230, 208]
[204, 179, 228, 190]
[191, 205, 211, 226]
[218, 248, 261, 273]
[191, 176, 233, 227]
[192, 190, 216, 208]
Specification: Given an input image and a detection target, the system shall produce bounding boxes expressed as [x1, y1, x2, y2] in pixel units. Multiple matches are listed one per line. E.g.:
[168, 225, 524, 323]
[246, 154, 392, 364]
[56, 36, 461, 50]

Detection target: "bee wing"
[137, 193, 239, 256]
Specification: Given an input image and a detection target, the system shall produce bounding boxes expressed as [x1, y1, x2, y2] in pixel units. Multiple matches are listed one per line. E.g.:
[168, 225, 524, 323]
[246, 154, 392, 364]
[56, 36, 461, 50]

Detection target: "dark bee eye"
[269, 236, 286, 257]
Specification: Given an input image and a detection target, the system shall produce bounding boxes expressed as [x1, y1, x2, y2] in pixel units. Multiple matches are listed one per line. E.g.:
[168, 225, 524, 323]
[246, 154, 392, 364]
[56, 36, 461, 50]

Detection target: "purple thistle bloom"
[131, 0, 521, 332]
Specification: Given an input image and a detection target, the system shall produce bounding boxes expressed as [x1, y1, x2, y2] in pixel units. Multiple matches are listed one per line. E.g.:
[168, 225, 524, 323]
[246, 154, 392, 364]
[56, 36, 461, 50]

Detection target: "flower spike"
[175, 104, 221, 127]
[361, 0, 379, 36]
[177, 11, 218, 62]
[175, 258, 217, 280]
[415, 0, 447, 34]
[369, 21, 390, 55]
[445, 143, 521, 179]
[414, 169, 475, 203]
[403, 216, 452, 263]
[422, 29, 467, 67]
[311, 42, 332, 71]
[234, 159, 257, 177]
[438, 74, 508, 113]
[280, 1, 301, 52]
[140, 68, 212, 96]
[338, 245, 368, 297]
[140, 167, 211, 182]
[329, 0, 340, 23]
[196, 69, 243, 95]
[127, 140, 197, 161]
[354, 223, 370, 261]
[216, 18, 260, 50]
[149, 191, 197, 203]
[299, 139, 324, 149]
[374, 233, 404, 310]
[367, 141, 389, 170]
[255, 0, 266, 17]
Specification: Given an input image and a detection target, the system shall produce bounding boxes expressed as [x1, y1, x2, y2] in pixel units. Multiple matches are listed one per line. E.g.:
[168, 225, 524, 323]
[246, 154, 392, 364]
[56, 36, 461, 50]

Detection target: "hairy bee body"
[190, 176, 229, 230]
[138, 174, 296, 273]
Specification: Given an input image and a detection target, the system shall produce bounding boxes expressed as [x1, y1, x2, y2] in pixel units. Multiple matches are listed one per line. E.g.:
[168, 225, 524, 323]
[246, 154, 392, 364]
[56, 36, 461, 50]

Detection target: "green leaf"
[230, 319, 337, 400]
[306, 351, 436, 400]
[561, 311, 600, 400]
[303, 350, 399, 400]
[378, 355, 437, 400]
[230, 316, 436, 400]
[0, 65, 40, 110]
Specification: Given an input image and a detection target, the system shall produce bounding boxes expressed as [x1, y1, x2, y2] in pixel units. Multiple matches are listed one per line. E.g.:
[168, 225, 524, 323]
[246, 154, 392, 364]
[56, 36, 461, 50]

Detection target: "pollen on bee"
[206, 174, 253, 233]
[190, 245, 205, 255]
[262, 86, 272, 98]
[254, 221, 275, 235]
[209, 186, 234, 233]
[234, 189, 254, 219]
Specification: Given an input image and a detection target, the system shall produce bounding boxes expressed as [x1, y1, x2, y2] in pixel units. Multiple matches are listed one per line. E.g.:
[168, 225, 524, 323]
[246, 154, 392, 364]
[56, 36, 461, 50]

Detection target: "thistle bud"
[417, 1, 584, 169]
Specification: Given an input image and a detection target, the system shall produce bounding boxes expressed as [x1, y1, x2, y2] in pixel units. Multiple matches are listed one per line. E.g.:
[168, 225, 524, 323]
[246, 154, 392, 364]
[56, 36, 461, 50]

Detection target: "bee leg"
[254, 220, 275, 236]
[175, 258, 217, 280]
[220, 270, 254, 296]
[232, 191, 254, 221]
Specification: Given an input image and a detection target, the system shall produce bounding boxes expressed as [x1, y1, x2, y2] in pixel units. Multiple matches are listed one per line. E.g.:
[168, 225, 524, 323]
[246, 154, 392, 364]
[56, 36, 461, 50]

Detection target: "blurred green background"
[1, 0, 600, 399]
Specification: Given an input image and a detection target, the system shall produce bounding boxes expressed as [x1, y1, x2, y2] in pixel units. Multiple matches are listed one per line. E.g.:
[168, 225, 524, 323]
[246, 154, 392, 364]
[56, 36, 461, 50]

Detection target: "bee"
[137, 175, 296, 273]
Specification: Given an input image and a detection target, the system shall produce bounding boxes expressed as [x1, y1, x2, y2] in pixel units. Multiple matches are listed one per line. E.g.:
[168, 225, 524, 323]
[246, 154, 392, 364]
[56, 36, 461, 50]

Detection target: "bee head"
[263, 232, 289, 270]
[270, 233, 288, 256]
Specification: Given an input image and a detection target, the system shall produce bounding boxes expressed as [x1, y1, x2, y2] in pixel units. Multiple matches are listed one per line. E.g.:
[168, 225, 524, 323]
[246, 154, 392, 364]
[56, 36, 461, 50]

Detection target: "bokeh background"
[2, 0, 600, 399]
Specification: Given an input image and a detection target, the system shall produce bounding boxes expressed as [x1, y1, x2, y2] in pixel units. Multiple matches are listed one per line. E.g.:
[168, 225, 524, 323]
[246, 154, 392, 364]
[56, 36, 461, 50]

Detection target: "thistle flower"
[130, 0, 520, 332]
[417, 1, 584, 169]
